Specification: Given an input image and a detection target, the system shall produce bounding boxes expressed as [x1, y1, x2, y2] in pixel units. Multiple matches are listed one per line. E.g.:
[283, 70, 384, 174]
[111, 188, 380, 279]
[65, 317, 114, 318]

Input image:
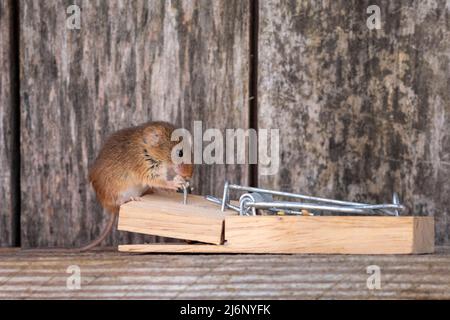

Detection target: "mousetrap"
[118, 183, 434, 255]
[118, 190, 225, 245]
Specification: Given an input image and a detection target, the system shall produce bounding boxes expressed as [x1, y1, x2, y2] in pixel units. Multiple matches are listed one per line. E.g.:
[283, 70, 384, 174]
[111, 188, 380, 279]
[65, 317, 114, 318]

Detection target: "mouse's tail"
[78, 212, 118, 252]
[20, 210, 118, 253]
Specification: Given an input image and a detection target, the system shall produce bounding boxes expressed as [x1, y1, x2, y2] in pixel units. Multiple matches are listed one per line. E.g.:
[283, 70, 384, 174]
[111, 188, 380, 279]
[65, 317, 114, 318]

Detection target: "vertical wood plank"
[0, 0, 16, 247]
[20, 0, 249, 247]
[258, 0, 450, 243]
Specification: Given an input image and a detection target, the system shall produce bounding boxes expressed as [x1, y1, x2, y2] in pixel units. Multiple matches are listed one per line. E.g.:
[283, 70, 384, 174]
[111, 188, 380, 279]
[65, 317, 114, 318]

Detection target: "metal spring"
[206, 181, 405, 216]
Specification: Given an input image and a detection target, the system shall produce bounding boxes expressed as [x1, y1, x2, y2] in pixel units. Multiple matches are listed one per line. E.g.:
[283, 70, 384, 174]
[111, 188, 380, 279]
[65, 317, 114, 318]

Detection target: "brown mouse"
[25, 121, 193, 252]
[84, 121, 193, 250]
[89, 121, 193, 212]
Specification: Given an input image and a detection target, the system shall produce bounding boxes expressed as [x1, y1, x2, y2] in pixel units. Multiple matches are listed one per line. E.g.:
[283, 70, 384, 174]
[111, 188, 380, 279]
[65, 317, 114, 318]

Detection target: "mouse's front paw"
[172, 175, 187, 190]
[123, 196, 144, 204]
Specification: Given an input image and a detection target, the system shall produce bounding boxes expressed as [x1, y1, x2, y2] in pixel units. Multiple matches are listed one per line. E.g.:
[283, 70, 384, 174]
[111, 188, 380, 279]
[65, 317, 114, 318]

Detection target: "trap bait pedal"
[117, 187, 435, 255]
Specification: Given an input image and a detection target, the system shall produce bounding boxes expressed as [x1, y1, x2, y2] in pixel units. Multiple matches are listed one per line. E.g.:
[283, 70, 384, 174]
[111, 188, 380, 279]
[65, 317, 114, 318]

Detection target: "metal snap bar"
[207, 181, 405, 216]
[205, 195, 240, 212]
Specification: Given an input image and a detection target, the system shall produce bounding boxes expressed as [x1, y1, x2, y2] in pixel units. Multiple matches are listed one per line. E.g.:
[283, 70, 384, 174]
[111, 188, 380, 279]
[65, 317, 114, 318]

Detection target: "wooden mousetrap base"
[118, 192, 435, 255]
[118, 191, 225, 245]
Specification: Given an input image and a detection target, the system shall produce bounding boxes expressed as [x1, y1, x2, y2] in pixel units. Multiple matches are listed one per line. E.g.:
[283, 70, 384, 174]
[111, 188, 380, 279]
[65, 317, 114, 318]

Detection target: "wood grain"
[413, 216, 435, 253]
[118, 192, 225, 244]
[11, 0, 449, 249]
[2, 250, 450, 299]
[224, 216, 434, 254]
[258, 0, 450, 243]
[0, 0, 15, 247]
[120, 216, 434, 254]
[19, 0, 250, 247]
[119, 244, 230, 253]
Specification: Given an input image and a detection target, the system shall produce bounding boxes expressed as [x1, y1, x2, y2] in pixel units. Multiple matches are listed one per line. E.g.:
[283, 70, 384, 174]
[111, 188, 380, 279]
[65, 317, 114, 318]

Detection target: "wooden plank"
[119, 244, 233, 253]
[0, 0, 15, 247]
[120, 216, 434, 254]
[224, 216, 434, 254]
[118, 192, 225, 244]
[19, 0, 250, 247]
[2, 250, 450, 299]
[258, 0, 450, 244]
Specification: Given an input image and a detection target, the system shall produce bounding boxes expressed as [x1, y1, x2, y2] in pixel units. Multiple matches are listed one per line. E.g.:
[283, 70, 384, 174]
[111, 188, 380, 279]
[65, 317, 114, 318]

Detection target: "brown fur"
[89, 121, 193, 214]
[24, 121, 193, 252]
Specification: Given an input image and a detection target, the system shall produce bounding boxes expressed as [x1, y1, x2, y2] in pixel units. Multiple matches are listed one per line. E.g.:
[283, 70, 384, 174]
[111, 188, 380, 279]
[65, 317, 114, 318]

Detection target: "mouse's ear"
[144, 126, 166, 147]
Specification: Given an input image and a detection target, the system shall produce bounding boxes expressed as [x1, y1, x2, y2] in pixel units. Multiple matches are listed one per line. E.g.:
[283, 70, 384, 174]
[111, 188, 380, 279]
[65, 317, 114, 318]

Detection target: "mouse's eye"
[177, 149, 183, 158]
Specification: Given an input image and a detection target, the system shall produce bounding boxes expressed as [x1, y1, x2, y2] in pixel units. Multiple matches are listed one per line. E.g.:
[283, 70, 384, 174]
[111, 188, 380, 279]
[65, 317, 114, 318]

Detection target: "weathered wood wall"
[258, 0, 450, 243]
[19, 0, 249, 247]
[0, 0, 448, 247]
[0, 0, 15, 247]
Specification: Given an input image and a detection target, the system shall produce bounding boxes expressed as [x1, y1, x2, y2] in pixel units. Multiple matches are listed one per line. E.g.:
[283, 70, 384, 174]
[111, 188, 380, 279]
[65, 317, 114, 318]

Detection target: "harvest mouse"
[25, 121, 193, 252]
[85, 121, 194, 250]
